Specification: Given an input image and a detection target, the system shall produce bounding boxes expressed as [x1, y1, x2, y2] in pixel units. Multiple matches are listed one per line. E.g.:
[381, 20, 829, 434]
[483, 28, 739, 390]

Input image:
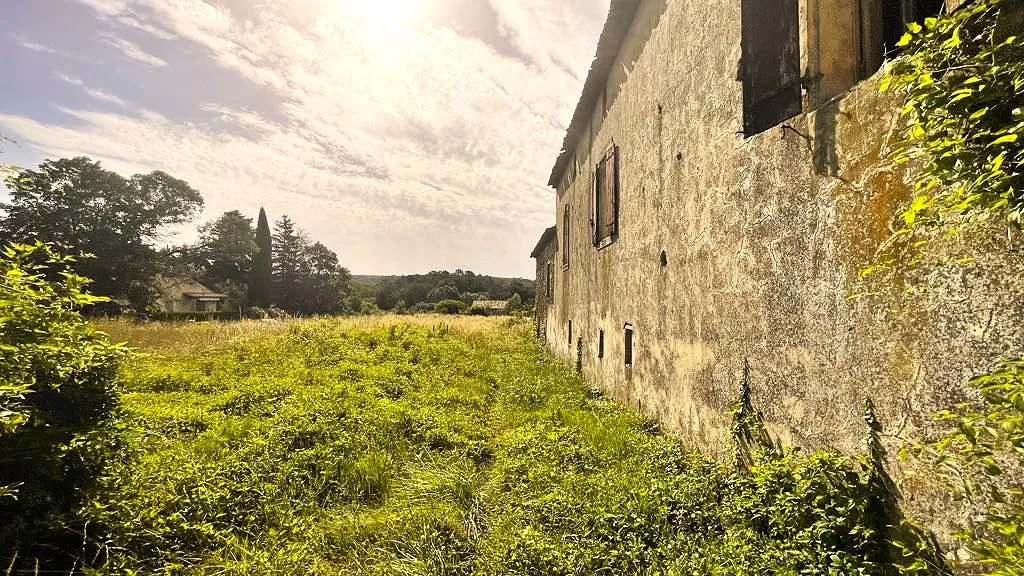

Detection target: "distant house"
[469, 300, 509, 316]
[154, 276, 227, 313]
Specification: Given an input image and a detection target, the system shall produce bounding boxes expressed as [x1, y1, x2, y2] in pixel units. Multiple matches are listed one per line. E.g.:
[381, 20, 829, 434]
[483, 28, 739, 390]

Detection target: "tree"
[249, 207, 272, 308]
[300, 242, 351, 314]
[0, 157, 203, 308]
[272, 215, 309, 312]
[194, 210, 255, 289]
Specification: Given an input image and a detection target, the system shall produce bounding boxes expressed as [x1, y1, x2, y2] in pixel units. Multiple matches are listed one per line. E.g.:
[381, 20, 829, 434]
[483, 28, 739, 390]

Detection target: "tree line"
[0, 157, 351, 316]
[371, 269, 534, 313]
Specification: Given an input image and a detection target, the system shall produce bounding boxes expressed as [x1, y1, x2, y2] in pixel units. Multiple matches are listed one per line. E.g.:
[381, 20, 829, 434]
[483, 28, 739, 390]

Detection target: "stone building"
[532, 0, 1024, 459]
[530, 226, 557, 342]
[153, 276, 227, 313]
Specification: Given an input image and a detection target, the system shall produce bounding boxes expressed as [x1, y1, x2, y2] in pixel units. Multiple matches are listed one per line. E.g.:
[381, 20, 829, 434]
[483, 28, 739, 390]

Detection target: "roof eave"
[547, 0, 643, 188]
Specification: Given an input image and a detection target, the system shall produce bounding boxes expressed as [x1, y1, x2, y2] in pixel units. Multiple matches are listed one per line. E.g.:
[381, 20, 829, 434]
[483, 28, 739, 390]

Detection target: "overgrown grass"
[74, 317, 939, 575]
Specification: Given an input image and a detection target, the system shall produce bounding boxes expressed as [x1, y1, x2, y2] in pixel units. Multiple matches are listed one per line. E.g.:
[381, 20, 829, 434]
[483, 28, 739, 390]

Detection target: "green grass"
[79, 316, 938, 575]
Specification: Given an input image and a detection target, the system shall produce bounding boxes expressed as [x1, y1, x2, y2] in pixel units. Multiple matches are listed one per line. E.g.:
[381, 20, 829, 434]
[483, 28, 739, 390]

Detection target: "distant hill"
[351, 275, 389, 286]
[352, 271, 535, 312]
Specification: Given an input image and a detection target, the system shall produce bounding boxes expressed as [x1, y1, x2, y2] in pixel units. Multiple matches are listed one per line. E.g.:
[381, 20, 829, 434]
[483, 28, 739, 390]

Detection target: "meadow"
[67, 316, 936, 575]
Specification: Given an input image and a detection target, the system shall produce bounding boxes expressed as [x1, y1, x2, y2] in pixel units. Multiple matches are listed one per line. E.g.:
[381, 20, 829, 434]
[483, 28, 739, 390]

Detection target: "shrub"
[244, 306, 269, 320]
[0, 242, 127, 570]
[435, 299, 466, 315]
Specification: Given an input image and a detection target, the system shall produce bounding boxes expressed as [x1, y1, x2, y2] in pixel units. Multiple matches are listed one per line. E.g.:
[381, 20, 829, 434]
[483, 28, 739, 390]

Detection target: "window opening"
[568, 320, 573, 346]
[598, 330, 605, 359]
[545, 260, 553, 298]
[624, 323, 634, 368]
[592, 145, 620, 248]
[562, 205, 571, 270]
[740, 0, 801, 136]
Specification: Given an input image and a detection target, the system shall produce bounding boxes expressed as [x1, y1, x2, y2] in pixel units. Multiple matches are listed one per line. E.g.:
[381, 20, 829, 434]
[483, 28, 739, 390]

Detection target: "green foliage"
[909, 358, 1024, 574]
[435, 299, 466, 315]
[375, 270, 534, 312]
[250, 207, 273, 308]
[0, 157, 203, 306]
[193, 210, 256, 291]
[0, 242, 125, 434]
[60, 318, 943, 574]
[270, 215, 351, 315]
[881, 0, 1024, 237]
[0, 242, 127, 570]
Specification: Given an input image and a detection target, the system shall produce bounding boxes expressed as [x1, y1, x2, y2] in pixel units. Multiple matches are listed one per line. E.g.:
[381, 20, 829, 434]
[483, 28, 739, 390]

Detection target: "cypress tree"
[249, 207, 273, 307]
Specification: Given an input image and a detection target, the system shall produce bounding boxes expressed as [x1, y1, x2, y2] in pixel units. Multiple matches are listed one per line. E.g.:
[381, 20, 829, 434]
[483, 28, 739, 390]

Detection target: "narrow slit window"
[624, 323, 634, 368]
[545, 260, 553, 298]
[568, 320, 573, 347]
[598, 330, 605, 359]
[562, 205, 571, 270]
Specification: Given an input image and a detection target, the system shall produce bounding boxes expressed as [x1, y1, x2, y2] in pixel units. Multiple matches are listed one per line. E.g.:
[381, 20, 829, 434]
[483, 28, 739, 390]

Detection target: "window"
[592, 145, 619, 248]
[545, 260, 553, 298]
[598, 330, 605, 359]
[624, 324, 634, 368]
[740, 0, 801, 136]
[804, 0, 946, 107]
[568, 320, 573, 346]
[562, 205, 571, 270]
[862, 0, 946, 75]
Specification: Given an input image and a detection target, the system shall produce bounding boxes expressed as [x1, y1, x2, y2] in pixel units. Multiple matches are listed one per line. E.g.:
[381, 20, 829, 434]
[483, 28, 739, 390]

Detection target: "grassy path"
[84, 317, 933, 575]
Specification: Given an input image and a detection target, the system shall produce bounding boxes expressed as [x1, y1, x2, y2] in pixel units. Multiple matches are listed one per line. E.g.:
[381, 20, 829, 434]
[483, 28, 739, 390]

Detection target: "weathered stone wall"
[547, 0, 1024, 468]
[533, 237, 557, 343]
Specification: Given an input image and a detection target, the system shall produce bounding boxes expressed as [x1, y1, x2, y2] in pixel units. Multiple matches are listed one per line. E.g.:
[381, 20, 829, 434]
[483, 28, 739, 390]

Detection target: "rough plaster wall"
[548, 0, 1024, 469]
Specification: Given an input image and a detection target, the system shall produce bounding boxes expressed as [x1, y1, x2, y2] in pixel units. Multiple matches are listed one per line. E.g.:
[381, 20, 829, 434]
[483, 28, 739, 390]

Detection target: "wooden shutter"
[590, 169, 599, 246]
[601, 146, 618, 239]
[740, 0, 801, 136]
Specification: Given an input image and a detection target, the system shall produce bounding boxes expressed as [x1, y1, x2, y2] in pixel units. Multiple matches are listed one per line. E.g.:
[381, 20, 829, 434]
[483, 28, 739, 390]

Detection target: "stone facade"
[537, 0, 1024, 464]
[530, 226, 557, 343]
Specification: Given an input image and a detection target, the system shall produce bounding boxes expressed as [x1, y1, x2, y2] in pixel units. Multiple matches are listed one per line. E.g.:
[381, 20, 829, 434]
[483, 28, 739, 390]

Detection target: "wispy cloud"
[2, 0, 610, 275]
[53, 72, 127, 107]
[100, 33, 167, 67]
[16, 37, 59, 54]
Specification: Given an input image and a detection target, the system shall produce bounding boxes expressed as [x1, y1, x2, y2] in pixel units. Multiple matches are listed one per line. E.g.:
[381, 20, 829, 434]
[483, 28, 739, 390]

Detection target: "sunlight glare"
[338, 0, 424, 22]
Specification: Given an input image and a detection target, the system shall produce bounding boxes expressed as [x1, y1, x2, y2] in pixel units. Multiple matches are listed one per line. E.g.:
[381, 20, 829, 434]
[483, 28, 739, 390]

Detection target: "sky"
[0, 0, 611, 277]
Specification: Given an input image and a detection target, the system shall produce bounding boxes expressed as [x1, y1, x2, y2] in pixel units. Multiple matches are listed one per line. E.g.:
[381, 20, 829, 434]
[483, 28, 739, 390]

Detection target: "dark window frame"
[740, 0, 802, 137]
[592, 144, 620, 250]
[598, 330, 605, 359]
[562, 204, 571, 271]
[545, 260, 553, 299]
[624, 323, 634, 368]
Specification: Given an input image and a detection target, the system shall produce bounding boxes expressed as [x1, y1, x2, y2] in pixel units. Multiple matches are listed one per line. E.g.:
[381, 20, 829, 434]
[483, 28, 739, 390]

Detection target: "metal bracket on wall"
[780, 124, 811, 142]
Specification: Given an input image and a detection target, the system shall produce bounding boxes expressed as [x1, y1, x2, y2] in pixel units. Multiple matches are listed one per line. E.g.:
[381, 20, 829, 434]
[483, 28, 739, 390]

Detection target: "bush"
[147, 311, 222, 322]
[435, 299, 466, 315]
[407, 302, 435, 314]
[0, 242, 127, 570]
[245, 306, 269, 320]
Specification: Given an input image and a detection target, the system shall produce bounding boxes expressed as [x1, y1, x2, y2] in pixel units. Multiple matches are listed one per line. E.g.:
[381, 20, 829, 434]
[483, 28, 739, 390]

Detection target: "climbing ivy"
[881, 0, 1023, 231]
[907, 358, 1024, 574]
[872, 2, 1024, 571]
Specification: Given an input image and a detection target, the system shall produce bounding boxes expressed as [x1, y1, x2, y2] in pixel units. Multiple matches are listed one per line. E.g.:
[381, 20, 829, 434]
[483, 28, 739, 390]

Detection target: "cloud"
[16, 38, 59, 54]
[4, 0, 611, 275]
[53, 72, 128, 107]
[99, 33, 168, 67]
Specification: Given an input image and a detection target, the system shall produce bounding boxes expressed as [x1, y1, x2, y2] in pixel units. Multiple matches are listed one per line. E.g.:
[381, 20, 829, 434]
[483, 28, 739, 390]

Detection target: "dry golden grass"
[92, 314, 520, 356]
